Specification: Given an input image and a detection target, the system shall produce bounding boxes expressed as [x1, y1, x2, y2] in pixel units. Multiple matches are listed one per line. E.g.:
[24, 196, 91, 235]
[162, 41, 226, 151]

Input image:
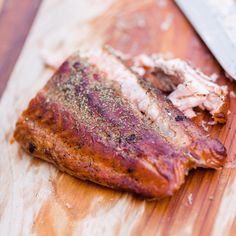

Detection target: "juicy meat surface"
[129, 54, 229, 123]
[14, 49, 227, 199]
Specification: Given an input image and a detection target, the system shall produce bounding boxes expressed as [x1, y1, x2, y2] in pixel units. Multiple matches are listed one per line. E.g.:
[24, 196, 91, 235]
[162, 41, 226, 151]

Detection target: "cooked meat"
[14, 49, 226, 199]
[129, 54, 229, 123]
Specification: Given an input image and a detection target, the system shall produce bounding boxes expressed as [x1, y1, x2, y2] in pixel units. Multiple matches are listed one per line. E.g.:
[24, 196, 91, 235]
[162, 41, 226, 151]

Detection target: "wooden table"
[0, 1, 235, 235]
[0, 0, 41, 97]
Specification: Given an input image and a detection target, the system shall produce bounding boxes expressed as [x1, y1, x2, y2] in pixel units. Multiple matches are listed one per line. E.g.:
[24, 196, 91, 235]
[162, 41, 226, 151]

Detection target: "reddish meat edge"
[14, 49, 226, 199]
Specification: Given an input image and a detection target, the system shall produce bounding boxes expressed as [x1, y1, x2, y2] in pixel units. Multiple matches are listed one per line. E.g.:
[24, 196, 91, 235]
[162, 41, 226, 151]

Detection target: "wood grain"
[0, 0, 235, 235]
[0, 0, 42, 97]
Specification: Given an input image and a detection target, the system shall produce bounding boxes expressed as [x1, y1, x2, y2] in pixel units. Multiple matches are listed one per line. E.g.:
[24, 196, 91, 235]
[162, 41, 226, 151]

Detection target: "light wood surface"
[0, 0, 235, 235]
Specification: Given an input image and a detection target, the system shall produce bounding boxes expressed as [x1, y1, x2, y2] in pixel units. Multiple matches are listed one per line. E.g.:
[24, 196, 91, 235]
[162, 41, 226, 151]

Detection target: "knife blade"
[175, 0, 236, 80]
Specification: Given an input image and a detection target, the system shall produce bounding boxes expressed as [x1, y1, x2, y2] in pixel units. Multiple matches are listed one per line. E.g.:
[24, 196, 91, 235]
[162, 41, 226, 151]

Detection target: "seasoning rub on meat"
[14, 48, 226, 199]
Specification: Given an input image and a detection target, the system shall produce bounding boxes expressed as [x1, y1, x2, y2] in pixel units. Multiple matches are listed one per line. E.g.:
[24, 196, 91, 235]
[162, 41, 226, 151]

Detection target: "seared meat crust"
[14, 49, 226, 199]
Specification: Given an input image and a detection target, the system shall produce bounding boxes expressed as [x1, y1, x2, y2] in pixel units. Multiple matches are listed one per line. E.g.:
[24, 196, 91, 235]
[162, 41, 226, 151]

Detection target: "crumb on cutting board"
[65, 203, 72, 209]
[160, 13, 174, 31]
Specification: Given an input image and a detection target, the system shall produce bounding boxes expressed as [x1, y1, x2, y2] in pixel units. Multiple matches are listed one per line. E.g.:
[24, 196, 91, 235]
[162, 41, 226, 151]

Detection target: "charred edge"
[126, 134, 136, 144]
[28, 142, 36, 153]
[127, 167, 135, 173]
[175, 115, 187, 122]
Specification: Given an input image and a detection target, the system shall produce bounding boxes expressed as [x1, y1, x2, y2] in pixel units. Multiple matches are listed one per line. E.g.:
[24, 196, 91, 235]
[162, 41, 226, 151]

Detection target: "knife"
[175, 0, 236, 81]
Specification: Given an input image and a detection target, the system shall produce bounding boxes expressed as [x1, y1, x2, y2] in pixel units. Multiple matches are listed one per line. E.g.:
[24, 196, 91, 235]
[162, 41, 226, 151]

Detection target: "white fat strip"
[82, 49, 160, 119]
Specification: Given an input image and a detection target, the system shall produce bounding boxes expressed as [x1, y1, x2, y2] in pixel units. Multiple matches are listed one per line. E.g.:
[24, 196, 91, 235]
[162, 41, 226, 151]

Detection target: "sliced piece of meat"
[129, 54, 229, 123]
[14, 49, 226, 199]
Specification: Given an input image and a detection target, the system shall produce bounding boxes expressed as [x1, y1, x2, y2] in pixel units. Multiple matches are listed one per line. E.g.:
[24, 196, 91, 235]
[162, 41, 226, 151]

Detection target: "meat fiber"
[14, 49, 226, 199]
[130, 54, 229, 123]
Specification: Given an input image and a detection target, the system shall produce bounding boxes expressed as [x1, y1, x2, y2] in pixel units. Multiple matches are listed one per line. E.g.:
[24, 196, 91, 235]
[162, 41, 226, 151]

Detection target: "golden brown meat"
[14, 49, 226, 199]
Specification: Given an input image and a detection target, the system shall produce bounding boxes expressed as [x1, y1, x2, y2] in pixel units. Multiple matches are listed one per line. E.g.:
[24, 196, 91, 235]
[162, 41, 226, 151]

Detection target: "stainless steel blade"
[175, 0, 236, 80]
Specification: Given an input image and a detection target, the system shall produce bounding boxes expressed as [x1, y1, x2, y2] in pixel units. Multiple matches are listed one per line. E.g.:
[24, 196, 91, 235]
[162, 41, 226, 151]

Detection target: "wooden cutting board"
[0, 0, 236, 235]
